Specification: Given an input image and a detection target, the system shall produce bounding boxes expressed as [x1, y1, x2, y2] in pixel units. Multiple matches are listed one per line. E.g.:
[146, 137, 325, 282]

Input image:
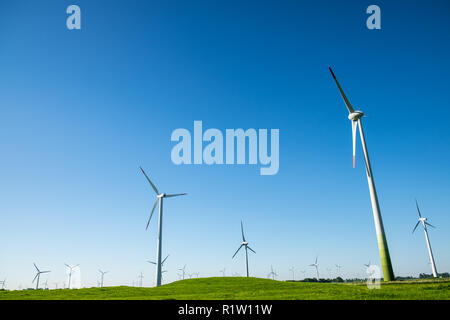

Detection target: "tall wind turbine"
[98, 270, 109, 287]
[232, 221, 256, 277]
[329, 67, 395, 282]
[219, 268, 226, 277]
[413, 200, 438, 278]
[32, 263, 50, 290]
[65, 263, 79, 289]
[309, 257, 320, 281]
[140, 166, 187, 287]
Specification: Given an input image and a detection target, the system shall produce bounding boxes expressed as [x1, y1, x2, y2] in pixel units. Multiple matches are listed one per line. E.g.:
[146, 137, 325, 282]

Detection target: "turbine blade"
[34, 263, 40, 273]
[415, 200, 422, 218]
[247, 246, 256, 254]
[164, 193, 187, 198]
[148, 261, 156, 265]
[146, 199, 159, 230]
[32, 274, 38, 283]
[412, 221, 420, 233]
[241, 221, 246, 242]
[425, 222, 435, 228]
[329, 67, 355, 113]
[162, 255, 170, 264]
[139, 167, 159, 195]
[232, 244, 244, 258]
[352, 120, 358, 168]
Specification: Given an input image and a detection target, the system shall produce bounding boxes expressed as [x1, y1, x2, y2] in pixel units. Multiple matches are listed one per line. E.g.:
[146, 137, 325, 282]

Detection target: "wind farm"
[1, 1, 450, 302]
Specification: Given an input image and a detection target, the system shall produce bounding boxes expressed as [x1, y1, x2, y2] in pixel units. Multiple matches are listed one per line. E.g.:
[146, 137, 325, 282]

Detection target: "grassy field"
[1, 277, 449, 300]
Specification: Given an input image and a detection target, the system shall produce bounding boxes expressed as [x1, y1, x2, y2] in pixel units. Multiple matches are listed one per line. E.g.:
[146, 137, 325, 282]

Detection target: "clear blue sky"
[1, 0, 449, 288]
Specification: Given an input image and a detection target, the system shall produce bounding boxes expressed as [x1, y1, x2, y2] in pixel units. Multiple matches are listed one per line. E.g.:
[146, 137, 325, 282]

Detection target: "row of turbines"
[137, 67, 441, 287]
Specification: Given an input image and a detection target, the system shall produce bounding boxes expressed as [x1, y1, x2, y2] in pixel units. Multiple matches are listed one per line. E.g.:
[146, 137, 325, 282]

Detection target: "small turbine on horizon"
[140, 167, 187, 287]
[232, 221, 256, 277]
[32, 263, 50, 290]
[178, 265, 187, 280]
[413, 200, 438, 278]
[309, 257, 320, 281]
[267, 266, 278, 280]
[329, 67, 395, 281]
[64, 263, 79, 289]
[98, 270, 109, 287]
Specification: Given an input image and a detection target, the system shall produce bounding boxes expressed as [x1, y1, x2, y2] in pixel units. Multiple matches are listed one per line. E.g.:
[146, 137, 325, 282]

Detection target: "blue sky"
[1, 0, 449, 288]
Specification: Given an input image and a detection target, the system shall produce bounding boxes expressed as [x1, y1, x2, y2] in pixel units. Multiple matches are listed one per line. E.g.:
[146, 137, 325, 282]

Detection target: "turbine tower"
[413, 200, 438, 278]
[232, 221, 256, 277]
[289, 267, 295, 281]
[0, 279, 6, 290]
[329, 67, 395, 281]
[98, 270, 109, 287]
[64, 263, 79, 289]
[309, 257, 320, 280]
[219, 268, 226, 277]
[140, 167, 187, 287]
[32, 263, 50, 290]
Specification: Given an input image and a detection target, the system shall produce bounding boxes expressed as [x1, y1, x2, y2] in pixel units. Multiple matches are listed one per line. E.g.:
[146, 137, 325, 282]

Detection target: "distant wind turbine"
[140, 167, 187, 287]
[289, 267, 295, 281]
[32, 263, 50, 290]
[267, 266, 278, 280]
[232, 221, 256, 277]
[364, 260, 371, 268]
[64, 263, 79, 289]
[309, 257, 320, 280]
[178, 265, 187, 280]
[0, 279, 6, 290]
[138, 272, 144, 287]
[99, 270, 109, 287]
[219, 268, 226, 277]
[413, 200, 438, 278]
[335, 264, 342, 276]
[329, 67, 395, 281]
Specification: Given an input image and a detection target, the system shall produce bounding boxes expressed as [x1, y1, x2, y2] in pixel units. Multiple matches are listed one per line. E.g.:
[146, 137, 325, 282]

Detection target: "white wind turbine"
[219, 268, 226, 277]
[309, 257, 320, 281]
[178, 265, 187, 280]
[413, 200, 438, 278]
[267, 266, 278, 280]
[329, 67, 395, 281]
[0, 279, 6, 290]
[148, 255, 169, 284]
[32, 263, 50, 290]
[232, 221, 256, 277]
[140, 167, 187, 287]
[98, 270, 109, 287]
[64, 263, 79, 289]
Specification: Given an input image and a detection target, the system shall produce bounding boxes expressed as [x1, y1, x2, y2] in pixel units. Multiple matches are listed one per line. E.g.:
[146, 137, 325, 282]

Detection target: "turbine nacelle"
[242, 241, 248, 245]
[157, 193, 166, 198]
[348, 111, 364, 121]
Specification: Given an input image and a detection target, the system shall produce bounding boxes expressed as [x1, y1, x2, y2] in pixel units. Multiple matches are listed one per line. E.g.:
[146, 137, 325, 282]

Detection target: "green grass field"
[1, 277, 449, 300]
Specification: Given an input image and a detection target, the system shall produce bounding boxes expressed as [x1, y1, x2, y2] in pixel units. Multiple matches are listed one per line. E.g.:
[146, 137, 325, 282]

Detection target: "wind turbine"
[138, 272, 144, 287]
[148, 255, 169, 284]
[267, 266, 278, 280]
[64, 263, 79, 289]
[219, 268, 226, 277]
[335, 264, 342, 277]
[32, 263, 50, 290]
[289, 267, 295, 281]
[232, 221, 256, 277]
[364, 260, 371, 269]
[0, 279, 6, 290]
[140, 166, 187, 287]
[413, 200, 438, 278]
[309, 257, 320, 280]
[178, 265, 187, 280]
[329, 67, 395, 281]
[98, 270, 109, 287]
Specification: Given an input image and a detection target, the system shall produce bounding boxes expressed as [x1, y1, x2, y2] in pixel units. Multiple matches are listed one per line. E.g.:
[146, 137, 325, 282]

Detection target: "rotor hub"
[348, 111, 364, 121]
